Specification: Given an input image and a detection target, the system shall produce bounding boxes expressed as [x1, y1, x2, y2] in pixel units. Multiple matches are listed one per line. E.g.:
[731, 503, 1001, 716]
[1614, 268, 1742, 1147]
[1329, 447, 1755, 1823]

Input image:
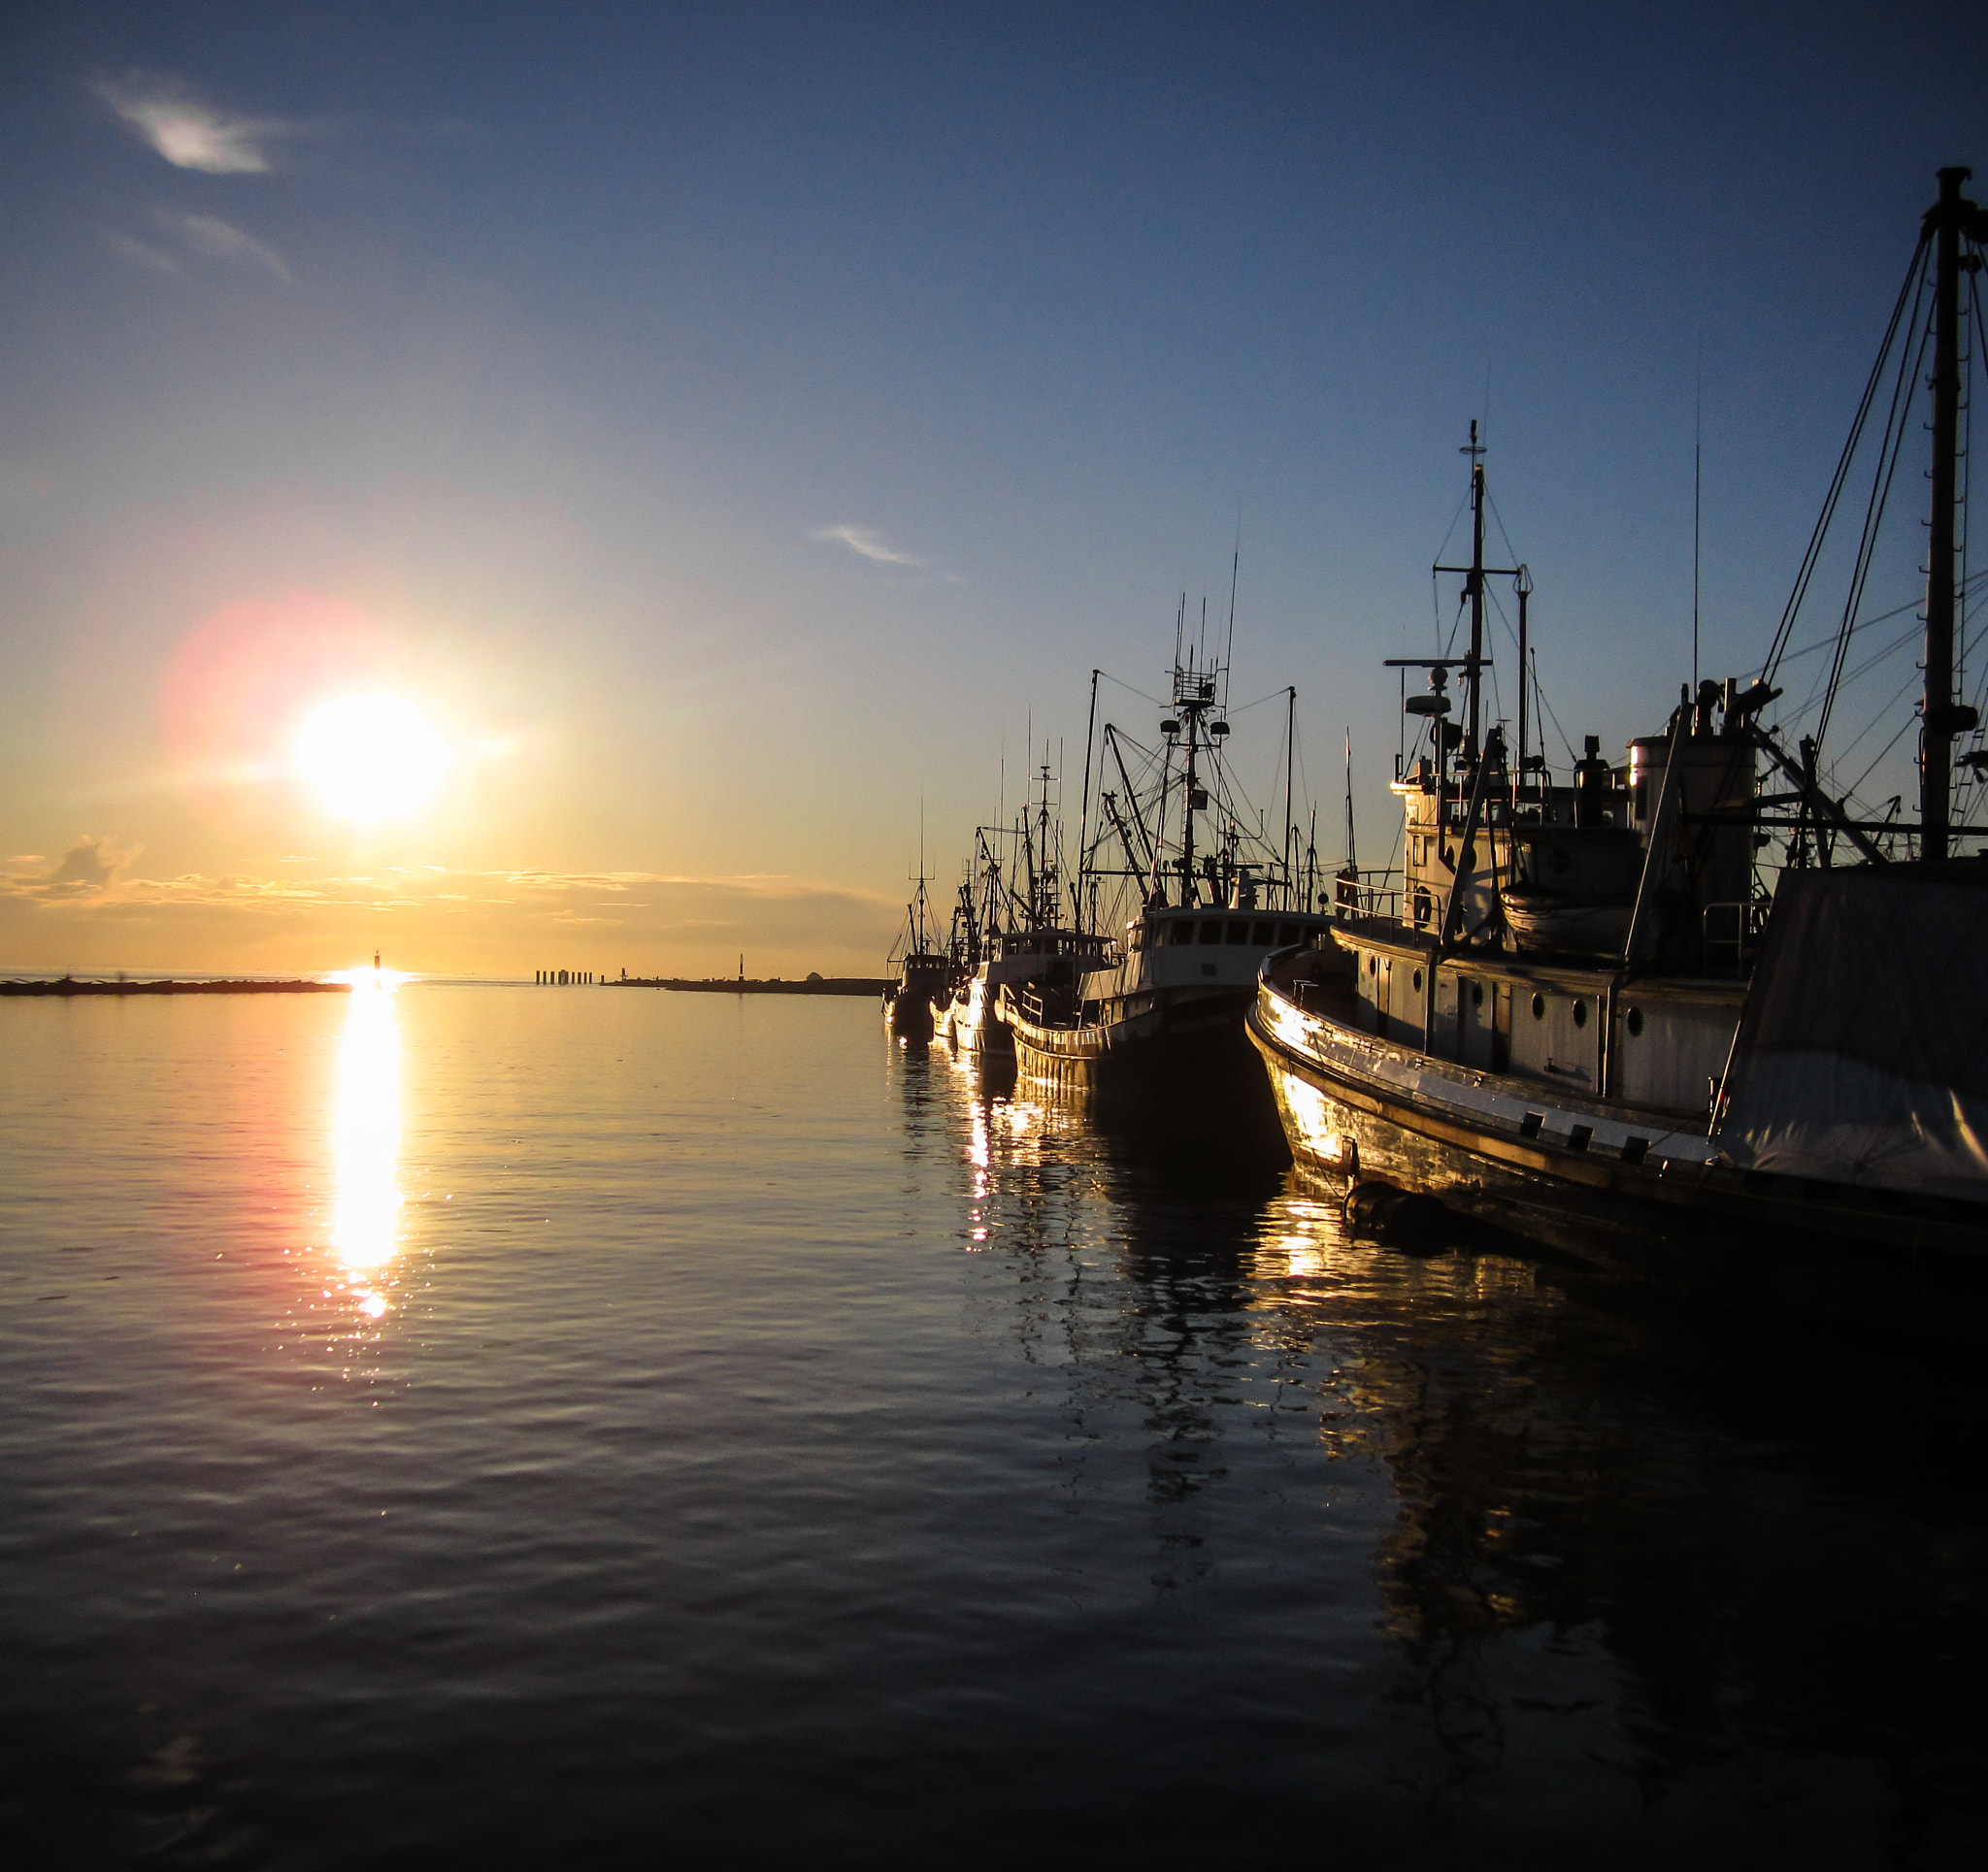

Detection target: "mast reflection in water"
[907, 1044, 1988, 1861]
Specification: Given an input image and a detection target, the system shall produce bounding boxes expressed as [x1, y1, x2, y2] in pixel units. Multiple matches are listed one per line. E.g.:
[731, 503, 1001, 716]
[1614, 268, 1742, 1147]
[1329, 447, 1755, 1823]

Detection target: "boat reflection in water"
[328, 963, 407, 1319]
[890, 1030, 1988, 1856]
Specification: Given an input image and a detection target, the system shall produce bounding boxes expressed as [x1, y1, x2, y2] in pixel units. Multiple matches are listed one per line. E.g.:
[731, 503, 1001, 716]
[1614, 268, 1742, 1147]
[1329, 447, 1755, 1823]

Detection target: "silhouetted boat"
[1248, 170, 1988, 1327]
[935, 768, 1112, 1058]
[1006, 623, 1340, 1115]
[883, 866, 955, 1042]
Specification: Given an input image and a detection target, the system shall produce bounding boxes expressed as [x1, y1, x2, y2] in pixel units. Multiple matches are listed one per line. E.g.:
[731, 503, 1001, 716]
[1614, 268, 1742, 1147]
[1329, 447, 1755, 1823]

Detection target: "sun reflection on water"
[329, 966, 405, 1310]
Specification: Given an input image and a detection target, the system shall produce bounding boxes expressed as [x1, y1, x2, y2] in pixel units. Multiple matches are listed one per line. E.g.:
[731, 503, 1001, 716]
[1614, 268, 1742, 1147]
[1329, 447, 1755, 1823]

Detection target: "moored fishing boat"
[1247, 170, 1988, 1325]
[883, 868, 955, 1042]
[1006, 619, 1343, 1114]
[934, 778, 1113, 1058]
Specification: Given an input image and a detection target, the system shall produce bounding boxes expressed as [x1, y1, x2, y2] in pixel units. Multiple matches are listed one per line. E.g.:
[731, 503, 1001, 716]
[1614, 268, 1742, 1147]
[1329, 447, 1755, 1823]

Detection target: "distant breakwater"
[614, 977, 891, 997]
[0, 978, 348, 997]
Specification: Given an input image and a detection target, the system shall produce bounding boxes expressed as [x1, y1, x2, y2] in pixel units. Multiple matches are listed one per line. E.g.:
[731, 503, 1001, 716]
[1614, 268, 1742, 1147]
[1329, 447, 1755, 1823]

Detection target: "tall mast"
[1514, 566, 1532, 807]
[1283, 686, 1296, 909]
[1433, 423, 1513, 773]
[1465, 420, 1487, 759]
[1075, 669, 1099, 927]
[1342, 730, 1356, 872]
[1179, 699, 1199, 905]
[1922, 166, 1978, 863]
[1033, 760, 1056, 925]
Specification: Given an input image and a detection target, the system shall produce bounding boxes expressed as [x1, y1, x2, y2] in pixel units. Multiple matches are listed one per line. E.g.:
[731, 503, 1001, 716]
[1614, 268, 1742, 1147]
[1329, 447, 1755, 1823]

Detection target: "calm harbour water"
[2, 984, 1983, 1870]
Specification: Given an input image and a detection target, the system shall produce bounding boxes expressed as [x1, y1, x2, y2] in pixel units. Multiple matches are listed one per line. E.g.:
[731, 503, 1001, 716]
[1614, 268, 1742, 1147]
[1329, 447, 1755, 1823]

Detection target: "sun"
[297, 694, 454, 824]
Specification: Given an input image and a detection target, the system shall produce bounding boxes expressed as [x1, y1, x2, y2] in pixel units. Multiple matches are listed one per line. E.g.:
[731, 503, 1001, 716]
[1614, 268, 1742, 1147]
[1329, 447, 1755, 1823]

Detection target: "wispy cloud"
[0, 854, 899, 974]
[7, 836, 144, 902]
[104, 212, 293, 284]
[102, 230, 179, 274]
[811, 524, 922, 567]
[3, 855, 891, 927]
[95, 77, 291, 174]
[174, 213, 292, 282]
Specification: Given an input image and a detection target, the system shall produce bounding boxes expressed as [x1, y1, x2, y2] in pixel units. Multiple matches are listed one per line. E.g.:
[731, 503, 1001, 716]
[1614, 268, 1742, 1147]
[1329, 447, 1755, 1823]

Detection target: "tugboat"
[1248, 169, 1988, 1324]
[1006, 625, 1342, 1111]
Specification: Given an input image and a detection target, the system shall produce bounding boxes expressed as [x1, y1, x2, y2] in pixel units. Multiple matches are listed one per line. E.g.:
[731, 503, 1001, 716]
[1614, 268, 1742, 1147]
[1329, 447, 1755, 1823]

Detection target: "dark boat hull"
[886, 987, 937, 1041]
[1245, 982, 1988, 1330]
[1010, 986, 1281, 1134]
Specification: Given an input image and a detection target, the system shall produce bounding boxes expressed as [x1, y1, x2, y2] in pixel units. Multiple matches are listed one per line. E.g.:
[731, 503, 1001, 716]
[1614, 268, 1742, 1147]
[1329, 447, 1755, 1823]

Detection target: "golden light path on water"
[328, 965, 408, 1316]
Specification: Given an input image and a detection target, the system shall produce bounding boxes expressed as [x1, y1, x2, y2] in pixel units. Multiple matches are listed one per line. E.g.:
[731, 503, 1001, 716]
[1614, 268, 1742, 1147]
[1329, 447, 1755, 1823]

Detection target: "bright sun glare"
[297, 694, 454, 824]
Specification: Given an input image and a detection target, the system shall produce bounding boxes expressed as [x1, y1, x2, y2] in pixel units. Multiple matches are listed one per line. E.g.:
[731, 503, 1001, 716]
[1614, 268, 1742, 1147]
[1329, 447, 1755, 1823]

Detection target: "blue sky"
[1, 2, 1983, 971]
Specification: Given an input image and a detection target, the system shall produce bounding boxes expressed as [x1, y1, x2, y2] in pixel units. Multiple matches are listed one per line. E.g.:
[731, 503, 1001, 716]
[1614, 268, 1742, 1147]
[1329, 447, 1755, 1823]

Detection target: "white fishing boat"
[1006, 616, 1343, 1115]
[1248, 169, 1988, 1325]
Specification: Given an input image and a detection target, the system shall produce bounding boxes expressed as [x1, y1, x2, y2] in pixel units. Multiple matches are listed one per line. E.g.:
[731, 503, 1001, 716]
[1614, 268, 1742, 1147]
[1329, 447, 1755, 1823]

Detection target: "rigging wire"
[1960, 249, 1988, 815]
[1482, 488, 1523, 575]
[1532, 677, 1580, 766]
[1784, 315, 1924, 737]
[1839, 675, 1931, 803]
[1095, 670, 1170, 708]
[1428, 488, 1474, 575]
[1763, 234, 1932, 689]
[1767, 573, 1988, 674]
[1813, 283, 1937, 761]
[1224, 687, 1294, 716]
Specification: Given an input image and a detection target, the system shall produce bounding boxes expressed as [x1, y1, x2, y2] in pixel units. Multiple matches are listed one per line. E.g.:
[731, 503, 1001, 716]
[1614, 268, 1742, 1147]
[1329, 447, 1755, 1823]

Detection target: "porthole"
[1411, 969, 1423, 991]
[1626, 1006, 1644, 1037]
[1470, 981, 1484, 1009]
[1368, 956, 1377, 976]
[1573, 999, 1588, 1029]
[1530, 993, 1545, 1021]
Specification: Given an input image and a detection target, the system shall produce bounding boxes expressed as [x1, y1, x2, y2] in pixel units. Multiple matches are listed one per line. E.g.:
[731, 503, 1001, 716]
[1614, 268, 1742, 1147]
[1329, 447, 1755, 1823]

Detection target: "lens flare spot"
[298, 694, 453, 824]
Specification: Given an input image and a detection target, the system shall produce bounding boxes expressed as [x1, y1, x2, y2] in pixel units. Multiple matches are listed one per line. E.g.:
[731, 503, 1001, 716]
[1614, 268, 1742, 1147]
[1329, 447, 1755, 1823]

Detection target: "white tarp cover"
[1718, 866, 1988, 1199]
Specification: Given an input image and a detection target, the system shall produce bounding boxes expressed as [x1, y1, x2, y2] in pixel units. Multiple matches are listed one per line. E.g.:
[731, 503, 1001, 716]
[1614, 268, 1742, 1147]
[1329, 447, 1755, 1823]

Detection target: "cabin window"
[1411, 969, 1423, 992]
[1130, 926, 1145, 952]
[1573, 999, 1588, 1029]
[1470, 980, 1484, 1009]
[1367, 956, 1377, 976]
[1276, 923, 1297, 945]
[1200, 919, 1225, 944]
[1251, 921, 1274, 945]
[1167, 922, 1195, 947]
[1531, 993, 1546, 1020]
[1226, 920, 1249, 945]
[1626, 1006, 1644, 1036]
